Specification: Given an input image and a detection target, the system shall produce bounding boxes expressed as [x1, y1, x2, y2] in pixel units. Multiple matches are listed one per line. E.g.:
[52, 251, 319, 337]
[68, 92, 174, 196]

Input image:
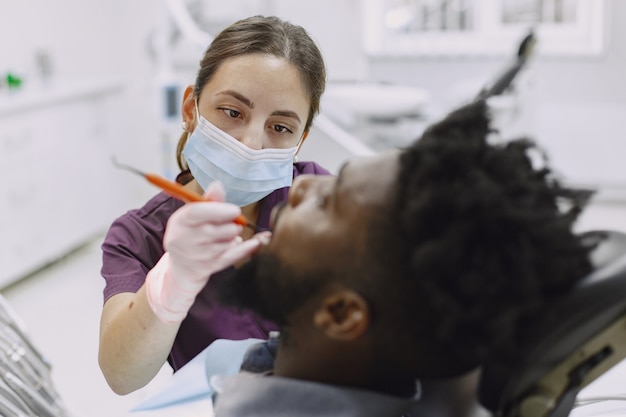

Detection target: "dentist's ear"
[181, 85, 197, 131]
[313, 289, 370, 341]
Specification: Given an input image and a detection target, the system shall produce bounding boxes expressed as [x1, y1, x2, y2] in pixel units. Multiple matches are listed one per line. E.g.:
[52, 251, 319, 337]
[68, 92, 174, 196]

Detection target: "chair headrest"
[478, 230, 626, 417]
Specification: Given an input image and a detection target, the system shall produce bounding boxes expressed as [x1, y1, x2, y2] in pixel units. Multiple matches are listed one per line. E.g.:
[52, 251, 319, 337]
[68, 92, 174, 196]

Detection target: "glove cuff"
[145, 253, 196, 324]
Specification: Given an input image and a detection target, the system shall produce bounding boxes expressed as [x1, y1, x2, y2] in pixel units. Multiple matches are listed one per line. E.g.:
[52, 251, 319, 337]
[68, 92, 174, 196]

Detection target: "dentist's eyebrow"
[218, 90, 254, 108]
[217, 90, 301, 123]
[272, 110, 301, 123]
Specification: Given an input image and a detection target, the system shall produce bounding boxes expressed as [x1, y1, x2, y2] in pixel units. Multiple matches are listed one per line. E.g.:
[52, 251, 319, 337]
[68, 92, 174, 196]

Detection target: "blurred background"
[0, 1, 625, 416]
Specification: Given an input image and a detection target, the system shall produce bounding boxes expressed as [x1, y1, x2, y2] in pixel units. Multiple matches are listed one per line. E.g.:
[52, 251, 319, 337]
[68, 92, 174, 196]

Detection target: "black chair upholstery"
[478, 230, 626, 417]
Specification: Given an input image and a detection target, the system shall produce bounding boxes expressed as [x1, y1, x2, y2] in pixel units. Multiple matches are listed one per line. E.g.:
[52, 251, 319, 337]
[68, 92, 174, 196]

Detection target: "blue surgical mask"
[182, 111, 300, 207]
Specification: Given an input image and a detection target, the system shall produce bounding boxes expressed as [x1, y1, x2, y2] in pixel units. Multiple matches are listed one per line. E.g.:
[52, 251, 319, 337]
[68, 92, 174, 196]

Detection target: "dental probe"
[111, 157, 263, 232]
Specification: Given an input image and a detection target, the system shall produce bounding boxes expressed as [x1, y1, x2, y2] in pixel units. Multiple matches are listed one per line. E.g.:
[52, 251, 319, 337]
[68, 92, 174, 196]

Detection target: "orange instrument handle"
[111, 157, 255, 228]
[144, 173, 249, 227]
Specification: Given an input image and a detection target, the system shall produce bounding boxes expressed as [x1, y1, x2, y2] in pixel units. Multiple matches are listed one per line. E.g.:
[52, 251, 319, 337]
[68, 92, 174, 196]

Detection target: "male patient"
[212, 100, 593, 416]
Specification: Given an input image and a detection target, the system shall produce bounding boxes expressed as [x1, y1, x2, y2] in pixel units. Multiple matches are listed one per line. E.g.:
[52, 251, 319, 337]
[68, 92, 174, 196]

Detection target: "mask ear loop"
[294, 130, 309, 163]
[194, 98, 201, 124]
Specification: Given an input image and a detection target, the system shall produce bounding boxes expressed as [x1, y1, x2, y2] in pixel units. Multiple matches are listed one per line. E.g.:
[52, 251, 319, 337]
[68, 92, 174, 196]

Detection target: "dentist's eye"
[220, 108, 241, 119]
[273, 124, 293, 134]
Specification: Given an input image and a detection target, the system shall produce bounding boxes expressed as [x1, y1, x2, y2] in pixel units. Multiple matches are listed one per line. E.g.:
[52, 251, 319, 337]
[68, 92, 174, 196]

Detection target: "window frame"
[362, 0, 608, 57]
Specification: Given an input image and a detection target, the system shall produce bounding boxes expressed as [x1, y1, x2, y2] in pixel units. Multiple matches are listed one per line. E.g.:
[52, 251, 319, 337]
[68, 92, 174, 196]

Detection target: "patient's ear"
[313, 290, 370, 340]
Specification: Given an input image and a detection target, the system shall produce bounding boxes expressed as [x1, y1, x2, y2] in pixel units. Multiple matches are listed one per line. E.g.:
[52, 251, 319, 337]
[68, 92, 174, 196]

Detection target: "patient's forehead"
[341, 150, 400, 207]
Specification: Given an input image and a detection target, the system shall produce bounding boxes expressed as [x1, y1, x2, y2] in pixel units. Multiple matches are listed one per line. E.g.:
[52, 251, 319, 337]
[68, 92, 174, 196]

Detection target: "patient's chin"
[218, 253, 325, 327]
[217, 254, 288, 325]
[217, 256, 263, 311]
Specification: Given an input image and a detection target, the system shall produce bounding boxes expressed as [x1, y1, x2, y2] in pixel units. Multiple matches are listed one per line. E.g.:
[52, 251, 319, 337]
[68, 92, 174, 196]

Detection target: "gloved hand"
[146, 181, 266, 324]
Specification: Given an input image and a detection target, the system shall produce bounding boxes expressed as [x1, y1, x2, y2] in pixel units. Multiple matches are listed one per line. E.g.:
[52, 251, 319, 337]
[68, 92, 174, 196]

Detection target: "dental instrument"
[111, 157, 263, 232]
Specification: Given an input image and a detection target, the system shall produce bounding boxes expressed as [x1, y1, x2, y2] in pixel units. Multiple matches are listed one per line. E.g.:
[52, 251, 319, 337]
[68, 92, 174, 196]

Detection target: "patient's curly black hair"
[367, 100, 594, 376]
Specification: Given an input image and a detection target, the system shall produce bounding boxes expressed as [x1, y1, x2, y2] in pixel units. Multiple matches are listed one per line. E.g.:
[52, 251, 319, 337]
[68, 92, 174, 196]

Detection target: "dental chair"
[0, 294, 71, 417]
[415, 229, 626, 417]
[477, 229, 626, 417]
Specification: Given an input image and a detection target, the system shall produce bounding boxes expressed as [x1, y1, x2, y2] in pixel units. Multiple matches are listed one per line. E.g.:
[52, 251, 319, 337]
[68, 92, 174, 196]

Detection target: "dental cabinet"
[0, 80, 125, 288]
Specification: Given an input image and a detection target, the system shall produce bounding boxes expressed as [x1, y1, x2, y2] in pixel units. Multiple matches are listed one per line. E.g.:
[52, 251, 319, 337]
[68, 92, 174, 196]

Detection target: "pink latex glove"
[146, 181, 266, 323]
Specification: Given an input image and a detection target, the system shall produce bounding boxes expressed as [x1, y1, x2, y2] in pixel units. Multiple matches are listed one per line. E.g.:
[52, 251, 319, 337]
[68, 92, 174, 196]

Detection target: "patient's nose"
[289, 175, 318, 207]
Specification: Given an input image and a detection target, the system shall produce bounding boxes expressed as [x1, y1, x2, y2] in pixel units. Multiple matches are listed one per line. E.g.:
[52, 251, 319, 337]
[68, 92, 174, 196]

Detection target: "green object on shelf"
[6, 72, 23, 88]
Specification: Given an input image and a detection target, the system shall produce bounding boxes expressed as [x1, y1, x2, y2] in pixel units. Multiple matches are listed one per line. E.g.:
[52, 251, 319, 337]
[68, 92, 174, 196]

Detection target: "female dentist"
[98, 15, 329, 395]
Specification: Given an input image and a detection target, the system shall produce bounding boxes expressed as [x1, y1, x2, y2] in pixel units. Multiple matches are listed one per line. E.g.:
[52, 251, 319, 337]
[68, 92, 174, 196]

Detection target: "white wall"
[270, 0, 368, 81]
[1, 0, 164, 210]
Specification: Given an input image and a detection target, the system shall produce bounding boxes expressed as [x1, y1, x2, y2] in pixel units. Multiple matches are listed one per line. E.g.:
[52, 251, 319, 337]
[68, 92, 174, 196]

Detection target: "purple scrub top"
[101, 161, 330, 371]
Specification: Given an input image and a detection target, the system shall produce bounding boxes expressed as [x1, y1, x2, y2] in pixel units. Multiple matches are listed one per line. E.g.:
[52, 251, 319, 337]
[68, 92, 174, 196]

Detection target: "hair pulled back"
[176, 15, 326, 170]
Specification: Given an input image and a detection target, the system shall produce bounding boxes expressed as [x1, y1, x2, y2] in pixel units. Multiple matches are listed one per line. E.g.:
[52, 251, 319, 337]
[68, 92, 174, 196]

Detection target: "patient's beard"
[218, 253, 324, 326]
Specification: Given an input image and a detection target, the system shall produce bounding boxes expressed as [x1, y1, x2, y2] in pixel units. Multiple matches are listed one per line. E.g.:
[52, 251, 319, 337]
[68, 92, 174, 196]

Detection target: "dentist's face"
[191, 53, 310, 151]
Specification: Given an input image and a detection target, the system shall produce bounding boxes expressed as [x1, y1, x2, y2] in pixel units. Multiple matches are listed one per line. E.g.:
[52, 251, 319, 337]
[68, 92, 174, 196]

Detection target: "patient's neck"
[273, 339, 418, 397]
[410, 369, 483, 417]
